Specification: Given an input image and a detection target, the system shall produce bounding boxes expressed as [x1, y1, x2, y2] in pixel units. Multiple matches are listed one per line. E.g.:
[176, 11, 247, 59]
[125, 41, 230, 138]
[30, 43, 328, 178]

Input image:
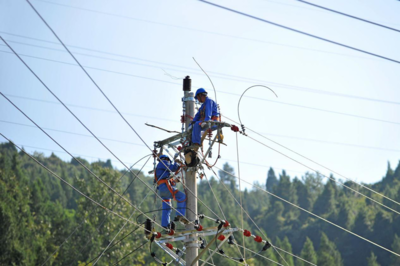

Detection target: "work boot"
[174, 215, 190, 225]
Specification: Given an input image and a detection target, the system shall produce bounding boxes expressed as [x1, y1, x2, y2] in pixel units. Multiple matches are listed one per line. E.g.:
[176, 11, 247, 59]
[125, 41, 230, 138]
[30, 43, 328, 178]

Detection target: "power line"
[29, 0, 382, 61]
[198, 0, 400, 64]
[3, 96, 400, 153]
[0, 133, 137, 225]
[296, 0, 400, 33]
[224, 115, 400, 208]
[215, 165, 400, 259]
[1, 49, 399, 126]
[2, 35, 400, 106]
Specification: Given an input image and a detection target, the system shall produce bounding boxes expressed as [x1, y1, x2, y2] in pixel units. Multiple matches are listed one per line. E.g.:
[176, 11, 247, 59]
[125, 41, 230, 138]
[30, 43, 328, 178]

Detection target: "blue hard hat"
[195, 88, 207, 99]
[159, 155, 170, 161]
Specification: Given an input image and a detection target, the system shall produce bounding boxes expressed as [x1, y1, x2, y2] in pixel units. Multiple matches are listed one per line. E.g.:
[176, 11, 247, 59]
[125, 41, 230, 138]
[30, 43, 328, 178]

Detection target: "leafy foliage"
[1, 142, 400, 265]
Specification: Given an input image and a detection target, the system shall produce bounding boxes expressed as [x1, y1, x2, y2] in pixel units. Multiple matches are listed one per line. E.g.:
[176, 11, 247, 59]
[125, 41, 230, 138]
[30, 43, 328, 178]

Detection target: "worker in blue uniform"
[155, 154, 188, 229]
[191, 88, 219, 148]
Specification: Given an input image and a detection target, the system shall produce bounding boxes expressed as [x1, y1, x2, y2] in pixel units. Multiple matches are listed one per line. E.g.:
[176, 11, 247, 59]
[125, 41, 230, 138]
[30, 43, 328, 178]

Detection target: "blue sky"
[1, 0, 399, 188]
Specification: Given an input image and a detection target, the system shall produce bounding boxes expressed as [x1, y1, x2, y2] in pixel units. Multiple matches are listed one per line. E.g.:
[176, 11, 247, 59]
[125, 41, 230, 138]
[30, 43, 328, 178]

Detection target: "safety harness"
[155, 165, 187, 203]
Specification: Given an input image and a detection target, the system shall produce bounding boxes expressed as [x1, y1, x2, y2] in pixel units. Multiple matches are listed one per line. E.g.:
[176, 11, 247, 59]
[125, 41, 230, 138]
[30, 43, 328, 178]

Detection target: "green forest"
[1, 141, 400, 266]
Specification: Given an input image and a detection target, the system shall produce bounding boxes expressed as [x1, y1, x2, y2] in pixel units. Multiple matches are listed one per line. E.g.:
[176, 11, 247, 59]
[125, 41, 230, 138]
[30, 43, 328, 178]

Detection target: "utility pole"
[183, 76, 198, 266]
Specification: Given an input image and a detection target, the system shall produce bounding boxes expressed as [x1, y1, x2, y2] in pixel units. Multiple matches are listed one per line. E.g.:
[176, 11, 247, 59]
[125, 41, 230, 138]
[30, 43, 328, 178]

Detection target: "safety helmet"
[195, 88, 207, 99]
[159, 155, 170, 161]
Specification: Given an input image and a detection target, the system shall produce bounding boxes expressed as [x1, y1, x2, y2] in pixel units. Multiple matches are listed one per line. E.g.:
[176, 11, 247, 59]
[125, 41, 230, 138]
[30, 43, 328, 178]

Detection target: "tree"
[317, 233, 343, 266]
[390, 234, 400, 266]
[218, 162, 236, 189]
[298, 237, 317, 266]
[367, 252, 381, 266]
[266, 167, 278, 192]
[313, 179, 337, 216]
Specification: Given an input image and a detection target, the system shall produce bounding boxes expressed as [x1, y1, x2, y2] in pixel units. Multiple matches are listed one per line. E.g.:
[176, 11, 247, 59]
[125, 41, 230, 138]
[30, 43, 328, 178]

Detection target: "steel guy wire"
[20, 4, 220, 223]
[198, 0, 400, 65]
[224, 114, 400, 211]
[2, 39, 400, 107]
[40, 154, 151, 266]
[0, 134, 138, 225]
[24, 1, 396, 62]
[0, 38, 204, 228]
[2, 49, 399, 128]
[296, 0, 400, 33]
[215, 165, 400, 258]
[208, 166, 316, 266]
[0, 92, 168, 230]
[241, 129, 400, 215]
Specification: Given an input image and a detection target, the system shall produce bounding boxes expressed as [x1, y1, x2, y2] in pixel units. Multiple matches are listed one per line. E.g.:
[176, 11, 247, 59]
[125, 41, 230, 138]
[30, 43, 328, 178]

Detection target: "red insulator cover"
[254, 235, 263, 243]
[166, 243, 173, 250]
[231, 125, 239, 132]
[218, 235, 226, 241]
[243, 230, 251, 237]
[223, 220, 230, 227]
[181, 115, 184, 123]
[196, 225, 203, 231]
[177, 146, 182, 151]
[156, 232, 162, 239]
[168, 229, 175, 236]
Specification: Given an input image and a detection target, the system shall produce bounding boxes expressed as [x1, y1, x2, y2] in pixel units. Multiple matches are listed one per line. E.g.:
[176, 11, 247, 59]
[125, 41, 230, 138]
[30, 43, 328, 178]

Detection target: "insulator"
[262, 241, 272, 251]
[195, 225, 203, 231]
[223, 220, 230, 227]
[207, 129, 212, 138]
[228, 235, 235, 245]
[218, 235, 226, 241]
[166, 243, 173, 250]
[168, 229, 175, 236]
[155, 232, 162, 239]
[254, 235, 263, 243]
[243, 230, 251, 237]
[144, 219, 153, 236]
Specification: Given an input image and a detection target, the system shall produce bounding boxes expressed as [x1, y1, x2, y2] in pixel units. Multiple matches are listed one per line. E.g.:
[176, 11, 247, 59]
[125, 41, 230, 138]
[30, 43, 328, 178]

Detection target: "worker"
[155, 154, 188, 230]
[191, 88, 219, 149]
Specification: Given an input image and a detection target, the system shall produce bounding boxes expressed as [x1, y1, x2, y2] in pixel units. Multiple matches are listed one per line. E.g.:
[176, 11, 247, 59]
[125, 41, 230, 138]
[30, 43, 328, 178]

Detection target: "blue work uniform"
[192, 97, 219, 145]
[155, 160, 186, 227]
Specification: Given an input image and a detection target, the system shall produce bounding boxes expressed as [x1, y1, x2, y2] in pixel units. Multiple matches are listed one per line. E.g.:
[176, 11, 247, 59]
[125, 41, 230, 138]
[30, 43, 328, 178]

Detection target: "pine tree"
[390, 234, 400, 266]
[367, 252, 381, 266]
[298, 237, 317, 266]
[266, 167, 278, 192]
[317, 233, 343, 266]
[313, 179, 337, 216]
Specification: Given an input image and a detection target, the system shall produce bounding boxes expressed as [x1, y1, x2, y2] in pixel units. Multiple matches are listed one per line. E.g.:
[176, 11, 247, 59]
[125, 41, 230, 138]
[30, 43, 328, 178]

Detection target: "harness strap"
[157, 179, 187, 203]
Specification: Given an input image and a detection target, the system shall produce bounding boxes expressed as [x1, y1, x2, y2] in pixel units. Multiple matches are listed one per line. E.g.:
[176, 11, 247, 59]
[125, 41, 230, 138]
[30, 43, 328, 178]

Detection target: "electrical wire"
[197, 0, 400, 65]
[21, 2, 220, 227]
[193, 57, 217, 104]
[22, 0, 395, 62]
[0, 38, 208, 229]
[2, 48, 399, 126]
[224, 114, 400, 211]
[215, 165, 400, 258]
[112, 240, 147, 266]
[296, 0, 400, 33]
[2, 36, 400, 106]
[207, 167, 317, 266]
[40, 154, 151, 266]
[0, 133, 137, 225]
[237, 85, 278, 133]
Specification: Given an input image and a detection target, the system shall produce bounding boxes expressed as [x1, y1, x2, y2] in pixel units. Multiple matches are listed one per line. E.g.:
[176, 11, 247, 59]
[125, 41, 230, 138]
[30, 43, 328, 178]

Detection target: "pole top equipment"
[183, 76, 191, 91]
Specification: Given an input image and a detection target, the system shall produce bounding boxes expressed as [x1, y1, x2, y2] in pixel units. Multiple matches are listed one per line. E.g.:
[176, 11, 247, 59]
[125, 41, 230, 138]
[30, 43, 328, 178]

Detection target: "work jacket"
[155, 161, 180, 191]
[193, 97, 219, 122]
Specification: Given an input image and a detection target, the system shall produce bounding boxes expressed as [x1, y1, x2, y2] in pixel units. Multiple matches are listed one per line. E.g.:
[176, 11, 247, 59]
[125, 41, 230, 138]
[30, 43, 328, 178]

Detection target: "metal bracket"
[182, 96, 195, 102]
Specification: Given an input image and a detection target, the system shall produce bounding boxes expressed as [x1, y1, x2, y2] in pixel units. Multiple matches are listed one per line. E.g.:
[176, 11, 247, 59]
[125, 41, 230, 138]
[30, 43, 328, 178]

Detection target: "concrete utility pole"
[183, 76, 198, 266]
